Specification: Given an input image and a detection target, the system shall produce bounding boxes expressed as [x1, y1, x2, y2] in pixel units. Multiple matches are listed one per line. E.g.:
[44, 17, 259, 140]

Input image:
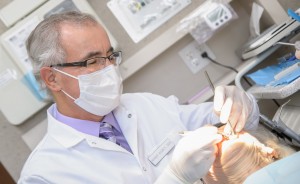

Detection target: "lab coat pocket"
[147, 129, 182, 166]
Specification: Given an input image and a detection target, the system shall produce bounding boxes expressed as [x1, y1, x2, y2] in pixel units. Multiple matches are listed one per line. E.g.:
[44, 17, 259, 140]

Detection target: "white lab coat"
[18, 93, 259, 184]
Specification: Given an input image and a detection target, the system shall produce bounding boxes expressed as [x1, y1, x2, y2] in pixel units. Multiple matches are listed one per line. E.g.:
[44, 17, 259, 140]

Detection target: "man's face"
[55, 23, 112, 100]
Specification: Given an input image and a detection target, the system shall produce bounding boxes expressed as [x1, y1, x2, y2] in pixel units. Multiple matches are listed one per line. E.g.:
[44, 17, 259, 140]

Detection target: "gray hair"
[26, 11, 99, 100]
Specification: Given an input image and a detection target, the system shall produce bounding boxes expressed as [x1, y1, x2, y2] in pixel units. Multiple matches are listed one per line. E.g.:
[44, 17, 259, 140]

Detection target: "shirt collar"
[53, 104, 120, 137]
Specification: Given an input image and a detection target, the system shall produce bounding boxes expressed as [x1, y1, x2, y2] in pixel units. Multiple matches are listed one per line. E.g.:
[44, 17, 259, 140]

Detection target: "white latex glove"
[169, 126, 222, 184]
[214, 85, 253, 133]
[294, 41, 300, 59]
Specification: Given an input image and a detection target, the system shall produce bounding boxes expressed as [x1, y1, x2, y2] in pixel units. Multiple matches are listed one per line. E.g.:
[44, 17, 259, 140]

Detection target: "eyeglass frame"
[50, 51, 122, 68]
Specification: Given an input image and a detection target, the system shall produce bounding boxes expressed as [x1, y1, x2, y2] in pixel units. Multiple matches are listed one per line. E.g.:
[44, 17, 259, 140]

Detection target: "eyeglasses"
[50, 51, 122, 69]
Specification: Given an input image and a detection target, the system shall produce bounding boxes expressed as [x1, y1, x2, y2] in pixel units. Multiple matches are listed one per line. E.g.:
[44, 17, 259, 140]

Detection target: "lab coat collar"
[47, 106, 85, 148]
[47, 105, 128, 153]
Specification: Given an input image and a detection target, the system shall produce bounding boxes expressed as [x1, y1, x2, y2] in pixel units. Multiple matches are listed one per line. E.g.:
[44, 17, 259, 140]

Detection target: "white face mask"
[53, 65, 123, 116]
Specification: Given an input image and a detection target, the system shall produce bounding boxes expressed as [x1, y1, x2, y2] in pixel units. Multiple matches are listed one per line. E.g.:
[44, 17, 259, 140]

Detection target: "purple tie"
[99, 122, 117, 143]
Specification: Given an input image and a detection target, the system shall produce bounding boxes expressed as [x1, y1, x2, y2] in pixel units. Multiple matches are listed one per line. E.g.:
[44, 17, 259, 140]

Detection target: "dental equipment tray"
[247, 76, 300, 99]
[241, 13, 300, 60]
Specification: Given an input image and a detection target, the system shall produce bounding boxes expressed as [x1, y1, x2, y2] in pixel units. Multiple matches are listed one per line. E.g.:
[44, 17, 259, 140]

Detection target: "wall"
[89, 0, 251, 103]
[0, 0, 299, 182]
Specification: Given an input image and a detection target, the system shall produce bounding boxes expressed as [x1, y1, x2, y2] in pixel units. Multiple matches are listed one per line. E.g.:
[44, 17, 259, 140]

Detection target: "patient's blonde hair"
[204, 124, 295, 184]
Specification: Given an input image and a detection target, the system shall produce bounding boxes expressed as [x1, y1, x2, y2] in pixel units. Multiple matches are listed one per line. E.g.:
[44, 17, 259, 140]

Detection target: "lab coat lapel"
[48, 110, 128, 153]
[114, 107, 139, 158]
[85, 134, 127, 153]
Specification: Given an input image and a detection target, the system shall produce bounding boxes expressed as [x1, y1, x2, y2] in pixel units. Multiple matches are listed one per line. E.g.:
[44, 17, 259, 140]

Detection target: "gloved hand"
[295, 49, 300, 59]
[213, 85, 253, 133]
[169, 126, 222, 184]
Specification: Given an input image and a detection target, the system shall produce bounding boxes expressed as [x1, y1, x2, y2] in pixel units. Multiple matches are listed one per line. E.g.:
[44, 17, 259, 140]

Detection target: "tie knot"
[99, 122, 116, 143]
[100, 122, 113, 129]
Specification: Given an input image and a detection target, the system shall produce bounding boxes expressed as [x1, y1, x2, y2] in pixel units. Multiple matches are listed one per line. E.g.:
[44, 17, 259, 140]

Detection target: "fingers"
[194, 148, 217, 167]
[214, 86, 236, 124]
[214, 85, 251, 132]
[214, 86, 225, 112]
[209, 134, 223, 145]
[185, 127, 222, 148]
[193, 126, 218, 135]
[219, 97, 233, 124]
[231, 93, 249, 132]
[171, 128, 222, 183]
[223, 123, 233, 135]
[191, 138, 219, 170]
[193, 126, 222, 141]
[216, 87, 239, 132]
[222, 97, 241, 132]
[235, 104, 247, 132]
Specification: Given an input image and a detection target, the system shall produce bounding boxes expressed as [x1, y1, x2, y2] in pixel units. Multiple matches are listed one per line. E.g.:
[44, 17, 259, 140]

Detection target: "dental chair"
[244, 151, 300, 184]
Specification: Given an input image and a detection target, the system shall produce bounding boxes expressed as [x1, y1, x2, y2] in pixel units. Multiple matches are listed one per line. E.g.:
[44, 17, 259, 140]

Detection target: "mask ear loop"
[60, 89, 76, 100]
[52, 68, 77, 101]
[52, 67, 78, 80]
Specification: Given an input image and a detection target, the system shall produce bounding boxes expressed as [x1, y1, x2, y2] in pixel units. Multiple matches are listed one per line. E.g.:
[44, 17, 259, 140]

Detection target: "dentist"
[18, 11, 259, 184]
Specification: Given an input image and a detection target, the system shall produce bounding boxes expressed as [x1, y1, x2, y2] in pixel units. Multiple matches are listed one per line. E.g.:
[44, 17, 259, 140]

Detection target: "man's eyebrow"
[80, 51, 101, 61]
[107, 47, 114, 53]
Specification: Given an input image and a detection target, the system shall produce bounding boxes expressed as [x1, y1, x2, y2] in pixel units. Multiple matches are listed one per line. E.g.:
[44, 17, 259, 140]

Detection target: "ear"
[40, 67, 61, 92]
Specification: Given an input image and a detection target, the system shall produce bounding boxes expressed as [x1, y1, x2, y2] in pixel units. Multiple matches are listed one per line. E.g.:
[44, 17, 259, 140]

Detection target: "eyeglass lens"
[86, 52, 121, 68]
